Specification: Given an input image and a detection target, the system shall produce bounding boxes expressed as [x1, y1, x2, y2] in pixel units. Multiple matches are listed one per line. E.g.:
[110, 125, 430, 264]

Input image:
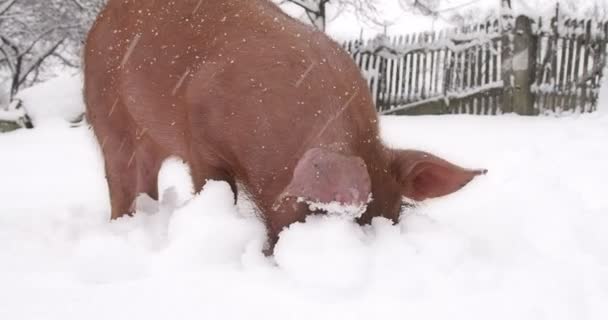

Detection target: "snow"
[1, 71, 607, 319]
[15, 72, 84, 126]
[1, 0, 606, 315]
[302, 195, 371, 220]
[0, 109, 24, 122]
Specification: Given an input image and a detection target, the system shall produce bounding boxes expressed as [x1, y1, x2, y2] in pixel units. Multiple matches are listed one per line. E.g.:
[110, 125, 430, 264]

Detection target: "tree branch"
[19, 27, 61, 58]
[0, 45, 15, 74]
[0, 0, 19, 16]
[16, 24, 79, 59]
[0, 35, 20, 56]
[69, 0, 86, 10]
[281, 0, 318, 14]
[51, 52, 78, 68]
[18, 37, 65, 87]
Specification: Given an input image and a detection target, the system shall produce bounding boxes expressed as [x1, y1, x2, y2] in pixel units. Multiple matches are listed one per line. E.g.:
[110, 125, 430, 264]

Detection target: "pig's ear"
[278, 148, 372, 207]
[392, 150, 486, 202]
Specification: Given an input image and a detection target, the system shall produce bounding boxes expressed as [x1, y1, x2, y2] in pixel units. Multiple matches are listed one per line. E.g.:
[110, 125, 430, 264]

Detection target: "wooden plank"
[555, 18, 568, 111]
[362, 39, 376, 108]
[467, 24, 476, 114]
[452, 28, 460, 113]
[444, 28, 456, 114]
[363, 49, 373, 93]
[468, 24, 477, 114]
[564, 19, 576, 111]
[435, 30, 443, 98]
[482, 20, 491, 115]
[443, 30, 450, 102]
[395, 35, 405, 106]
[570, 20, 584, 113]
[433, 30, 444, 100]
[407, 33, 417, 104]
[541, 18, 554, 114]
[420, 32, 428, 101]
[476, 22, 485, 115]
[401, 34, 410, 104]
[428, 31, 437, 99]
[581, 20, 592, 112]
[541, 17, 554, 113]
[590, 21, 603, 112]
[371, 53, 382, 111]
[385, 87, 503, 115]
[443, 29, 454, 113]
[548, 15, 559, 112]
[413, 32, 421, 104]
[500, 18, 513, 114]
[494, 19, 503, 114]
[388, 38, 397, 108]
[563, 18, 575, 111]
[598, 21, 608, 111]
[384, 36, 394, 109]
[488, 35, 496, 115]
[533, 16, 544, 113]
[457, 26, 466, 113]
[461, 25, 469, 114]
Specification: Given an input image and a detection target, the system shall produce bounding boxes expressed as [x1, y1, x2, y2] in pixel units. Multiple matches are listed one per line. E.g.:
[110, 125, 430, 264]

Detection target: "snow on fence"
[344, 9, 608, 115]
[533, 15, 608, 114]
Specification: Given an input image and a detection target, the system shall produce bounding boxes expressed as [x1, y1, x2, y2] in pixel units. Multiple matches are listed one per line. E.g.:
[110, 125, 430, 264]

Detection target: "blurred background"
[1, 0, 606, 126]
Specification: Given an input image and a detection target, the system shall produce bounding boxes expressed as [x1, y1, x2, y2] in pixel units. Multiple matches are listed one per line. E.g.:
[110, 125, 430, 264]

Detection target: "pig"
[84, 0, 485, 252]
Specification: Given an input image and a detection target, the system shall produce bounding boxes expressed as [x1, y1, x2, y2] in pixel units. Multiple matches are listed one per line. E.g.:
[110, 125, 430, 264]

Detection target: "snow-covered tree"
[398, 0, 440, 16]
[279, 0, 444, 32]
[0, 0, 103, 101]
[278, 0, 383, 31]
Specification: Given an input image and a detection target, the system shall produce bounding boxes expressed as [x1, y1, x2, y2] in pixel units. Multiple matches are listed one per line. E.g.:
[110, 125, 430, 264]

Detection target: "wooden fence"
[344, 10, 608, 115]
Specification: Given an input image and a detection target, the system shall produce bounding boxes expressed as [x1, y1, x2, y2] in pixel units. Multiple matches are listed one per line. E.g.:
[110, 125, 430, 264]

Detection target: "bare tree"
[0, 0, 103, 101]
[279, 0, 383, 31]
[0, 29, 68, 99]
[0, 0, 18, 16]
[278, 0, 450, 32]
[398, 0, 441, 16]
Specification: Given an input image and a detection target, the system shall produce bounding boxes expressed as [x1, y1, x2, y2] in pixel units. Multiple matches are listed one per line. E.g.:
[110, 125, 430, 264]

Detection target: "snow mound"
[159, 180, 267, 269]
[274, 215, 370, 290]
[1, 73, 608, 319]
[301, 194, 372, 220]
[16, 73, 84, 126]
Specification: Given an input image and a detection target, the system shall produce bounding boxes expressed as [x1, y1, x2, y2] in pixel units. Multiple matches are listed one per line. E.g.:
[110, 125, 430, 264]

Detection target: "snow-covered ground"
[1, 73, 607, 320]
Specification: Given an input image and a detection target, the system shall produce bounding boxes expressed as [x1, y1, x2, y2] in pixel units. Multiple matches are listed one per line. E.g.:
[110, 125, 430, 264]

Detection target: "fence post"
[501, 15, 536, 115]
[500, 4, 515, 113]
[377, 55, 388, 112]
[512, 16, 537, 115]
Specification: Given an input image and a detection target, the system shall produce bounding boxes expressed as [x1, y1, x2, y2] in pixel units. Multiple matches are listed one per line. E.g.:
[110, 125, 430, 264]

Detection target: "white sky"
[278, 0, 604, 40]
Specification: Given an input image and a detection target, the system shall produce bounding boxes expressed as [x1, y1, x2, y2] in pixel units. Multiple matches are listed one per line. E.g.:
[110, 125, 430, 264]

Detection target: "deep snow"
[1, 72, 607, 320]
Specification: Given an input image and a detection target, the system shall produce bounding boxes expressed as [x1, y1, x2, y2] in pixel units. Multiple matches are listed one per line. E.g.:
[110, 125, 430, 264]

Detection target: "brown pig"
[84, 0, 485, 252]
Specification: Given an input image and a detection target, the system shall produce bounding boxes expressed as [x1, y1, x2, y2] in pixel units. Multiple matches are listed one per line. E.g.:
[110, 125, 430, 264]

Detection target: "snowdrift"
[0, 74, 607, 320]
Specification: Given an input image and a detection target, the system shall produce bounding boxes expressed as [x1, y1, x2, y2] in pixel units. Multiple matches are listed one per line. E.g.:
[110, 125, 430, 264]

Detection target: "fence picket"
[590, 21, 603, 112]
[395, 35, 405, 105]
[581, 20, 592, 112]
[428, 31, 436, 99]
[342, 8, 607, 115]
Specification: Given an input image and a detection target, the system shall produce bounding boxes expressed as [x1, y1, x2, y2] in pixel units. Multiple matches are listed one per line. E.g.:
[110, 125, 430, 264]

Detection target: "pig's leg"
[263, 200, 310, 255]
[190, 160, 237, 202]
[95, 122, 165, 219]
[133, 135, 167, 204]
[97, 130, 138, 220]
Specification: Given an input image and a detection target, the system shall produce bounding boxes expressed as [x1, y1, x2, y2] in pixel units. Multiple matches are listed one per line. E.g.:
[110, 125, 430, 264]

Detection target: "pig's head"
[279, 147, 486, 220]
